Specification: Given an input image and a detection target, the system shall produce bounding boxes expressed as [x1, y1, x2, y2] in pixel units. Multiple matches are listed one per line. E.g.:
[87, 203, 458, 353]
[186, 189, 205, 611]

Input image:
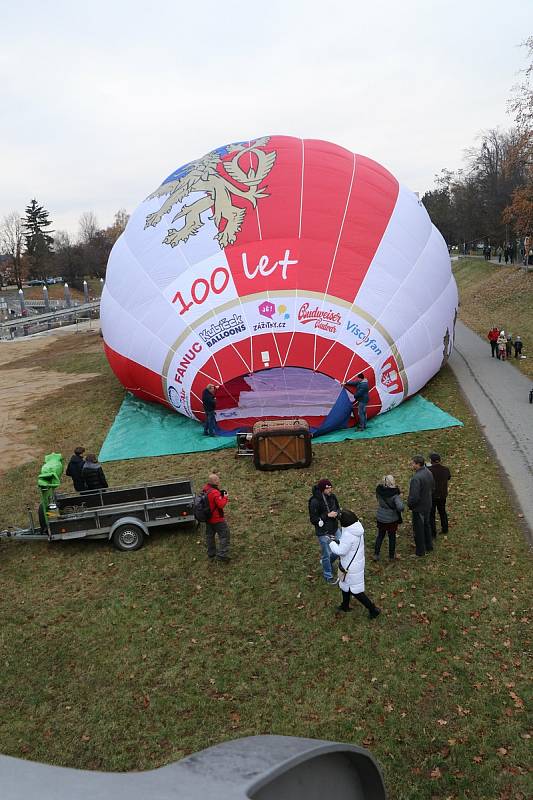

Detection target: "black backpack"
[193, 489, 212, 523]
[308, 495, 319, 525]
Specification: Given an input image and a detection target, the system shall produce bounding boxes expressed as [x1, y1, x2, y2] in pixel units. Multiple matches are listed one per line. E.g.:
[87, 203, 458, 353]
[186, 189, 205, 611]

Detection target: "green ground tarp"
[99, 393, 463, 463]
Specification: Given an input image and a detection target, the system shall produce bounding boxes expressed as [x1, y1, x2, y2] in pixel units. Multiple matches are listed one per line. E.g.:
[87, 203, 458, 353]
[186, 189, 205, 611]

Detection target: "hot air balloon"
[101, 136, 458, 433]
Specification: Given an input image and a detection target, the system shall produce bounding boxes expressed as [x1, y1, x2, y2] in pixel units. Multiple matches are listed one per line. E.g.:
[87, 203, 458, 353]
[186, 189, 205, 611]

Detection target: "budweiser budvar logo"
[298, 302, 342, 333]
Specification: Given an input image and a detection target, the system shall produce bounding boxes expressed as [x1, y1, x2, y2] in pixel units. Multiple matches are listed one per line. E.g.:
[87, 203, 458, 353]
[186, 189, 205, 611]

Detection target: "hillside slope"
[453, 258, 533, 379]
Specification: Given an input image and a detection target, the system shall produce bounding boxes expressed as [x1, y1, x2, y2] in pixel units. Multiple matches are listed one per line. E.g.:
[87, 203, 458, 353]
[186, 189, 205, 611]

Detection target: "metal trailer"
[0, 478, 195, 552]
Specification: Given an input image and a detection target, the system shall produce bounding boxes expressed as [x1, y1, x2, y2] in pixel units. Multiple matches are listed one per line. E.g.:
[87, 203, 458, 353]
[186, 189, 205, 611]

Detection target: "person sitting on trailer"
[82, 453, 109, 491]
[65, 446, 87, 492]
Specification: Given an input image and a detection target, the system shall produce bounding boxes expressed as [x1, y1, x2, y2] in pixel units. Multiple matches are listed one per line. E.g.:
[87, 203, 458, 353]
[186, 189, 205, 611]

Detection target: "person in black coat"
[343, 374, 370, 430]
[65, 446, 87, 492]
[407, 455, 435, 556]
[82, 453, 108, 490]
[309, 478, 340, 584]
[428, 453, 451, 536]
[202, 383, 218, 436]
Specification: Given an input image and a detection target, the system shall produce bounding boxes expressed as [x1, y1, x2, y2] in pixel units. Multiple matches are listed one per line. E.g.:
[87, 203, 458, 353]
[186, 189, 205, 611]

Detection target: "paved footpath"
[449, 320, 533, 542]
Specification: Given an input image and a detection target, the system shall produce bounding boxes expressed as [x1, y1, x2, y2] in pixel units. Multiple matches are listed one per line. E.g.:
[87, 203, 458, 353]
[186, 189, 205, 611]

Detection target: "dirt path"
[0, 334, 100, 474]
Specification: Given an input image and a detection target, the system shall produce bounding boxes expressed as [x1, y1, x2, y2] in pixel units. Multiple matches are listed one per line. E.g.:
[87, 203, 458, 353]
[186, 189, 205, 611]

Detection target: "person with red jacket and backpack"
[487, 326, 500, 358]
[203, 473, 230, 562]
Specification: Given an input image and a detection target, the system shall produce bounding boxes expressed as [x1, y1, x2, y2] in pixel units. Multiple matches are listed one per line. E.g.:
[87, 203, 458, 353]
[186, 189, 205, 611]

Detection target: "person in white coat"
[496, 330, 507, 361]
[329, 510, 381, 617]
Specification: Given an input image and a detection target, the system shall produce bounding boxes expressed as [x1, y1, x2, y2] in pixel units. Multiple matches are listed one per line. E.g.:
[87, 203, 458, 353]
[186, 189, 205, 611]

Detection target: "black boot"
[337, 590, 352, 612]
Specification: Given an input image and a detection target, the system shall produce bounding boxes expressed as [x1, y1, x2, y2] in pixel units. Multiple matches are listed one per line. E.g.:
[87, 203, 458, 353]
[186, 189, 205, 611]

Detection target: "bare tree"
[422, 42, 531, 253]
[503, 38, 533, 240]
[54, 230, 85, 287]
[0, 212, 25, 288]
[464, 129, 518, 244]
[53, 230, 72, 250]
[114, 208, 129, 231]
[78, 211, 99, 245]
[508, 36, 533, 132]
[105, 208, 130, 246]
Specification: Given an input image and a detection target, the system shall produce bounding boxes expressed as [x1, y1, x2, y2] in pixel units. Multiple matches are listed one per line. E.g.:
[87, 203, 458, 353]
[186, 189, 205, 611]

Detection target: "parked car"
[27, 279, 45, 286]
[43, 276, 64, 285]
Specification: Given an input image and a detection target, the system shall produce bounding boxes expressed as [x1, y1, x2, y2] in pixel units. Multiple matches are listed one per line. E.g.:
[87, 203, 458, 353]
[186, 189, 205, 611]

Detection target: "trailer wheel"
[112, 523, 145, 552]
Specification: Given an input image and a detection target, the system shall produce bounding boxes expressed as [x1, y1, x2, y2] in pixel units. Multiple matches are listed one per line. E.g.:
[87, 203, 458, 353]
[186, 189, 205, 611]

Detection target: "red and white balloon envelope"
[102, 137, 458, 433]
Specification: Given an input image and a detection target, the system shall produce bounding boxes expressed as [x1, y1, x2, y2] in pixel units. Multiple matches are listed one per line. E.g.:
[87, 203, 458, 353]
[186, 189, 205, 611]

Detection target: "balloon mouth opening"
[214, 367, 344, 431]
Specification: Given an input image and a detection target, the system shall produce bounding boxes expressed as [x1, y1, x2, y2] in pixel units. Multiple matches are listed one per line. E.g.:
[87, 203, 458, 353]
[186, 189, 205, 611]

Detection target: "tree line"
[422, 38, 532, 252]
[0, 202, 129, 290]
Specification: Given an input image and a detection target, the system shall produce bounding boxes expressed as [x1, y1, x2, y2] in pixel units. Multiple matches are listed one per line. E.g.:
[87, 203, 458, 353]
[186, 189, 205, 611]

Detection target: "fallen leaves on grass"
[509, 691, 524, 709]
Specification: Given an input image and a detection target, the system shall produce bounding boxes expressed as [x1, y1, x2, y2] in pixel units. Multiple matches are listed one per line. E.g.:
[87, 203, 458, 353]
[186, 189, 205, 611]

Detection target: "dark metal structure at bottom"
[1, 735, 387, 799]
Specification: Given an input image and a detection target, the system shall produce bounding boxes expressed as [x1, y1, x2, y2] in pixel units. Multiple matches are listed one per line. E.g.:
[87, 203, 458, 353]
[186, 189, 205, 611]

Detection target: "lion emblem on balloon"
[145, 137, 277, 249]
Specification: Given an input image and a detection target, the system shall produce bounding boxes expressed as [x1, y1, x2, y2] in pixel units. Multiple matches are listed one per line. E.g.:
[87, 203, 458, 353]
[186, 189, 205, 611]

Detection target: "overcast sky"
[1, 0, 530, 237]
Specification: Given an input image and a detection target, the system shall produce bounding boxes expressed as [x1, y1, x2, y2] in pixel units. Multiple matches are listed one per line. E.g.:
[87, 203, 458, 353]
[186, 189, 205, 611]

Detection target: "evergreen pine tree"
[23, 198, 54, 278]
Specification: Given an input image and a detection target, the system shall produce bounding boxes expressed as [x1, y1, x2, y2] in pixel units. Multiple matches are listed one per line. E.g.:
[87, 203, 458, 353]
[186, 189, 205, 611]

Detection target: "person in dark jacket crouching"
[308, 478, 340, 584]
[373, 475, 404, 561]
[65, 446, 87, 492]
[82, 454, 108, 490]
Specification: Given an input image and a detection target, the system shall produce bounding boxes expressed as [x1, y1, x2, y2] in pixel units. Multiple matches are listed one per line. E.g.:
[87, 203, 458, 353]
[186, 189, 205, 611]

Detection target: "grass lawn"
[0, 335, 531, 800]
[452, 258, 533, 380]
